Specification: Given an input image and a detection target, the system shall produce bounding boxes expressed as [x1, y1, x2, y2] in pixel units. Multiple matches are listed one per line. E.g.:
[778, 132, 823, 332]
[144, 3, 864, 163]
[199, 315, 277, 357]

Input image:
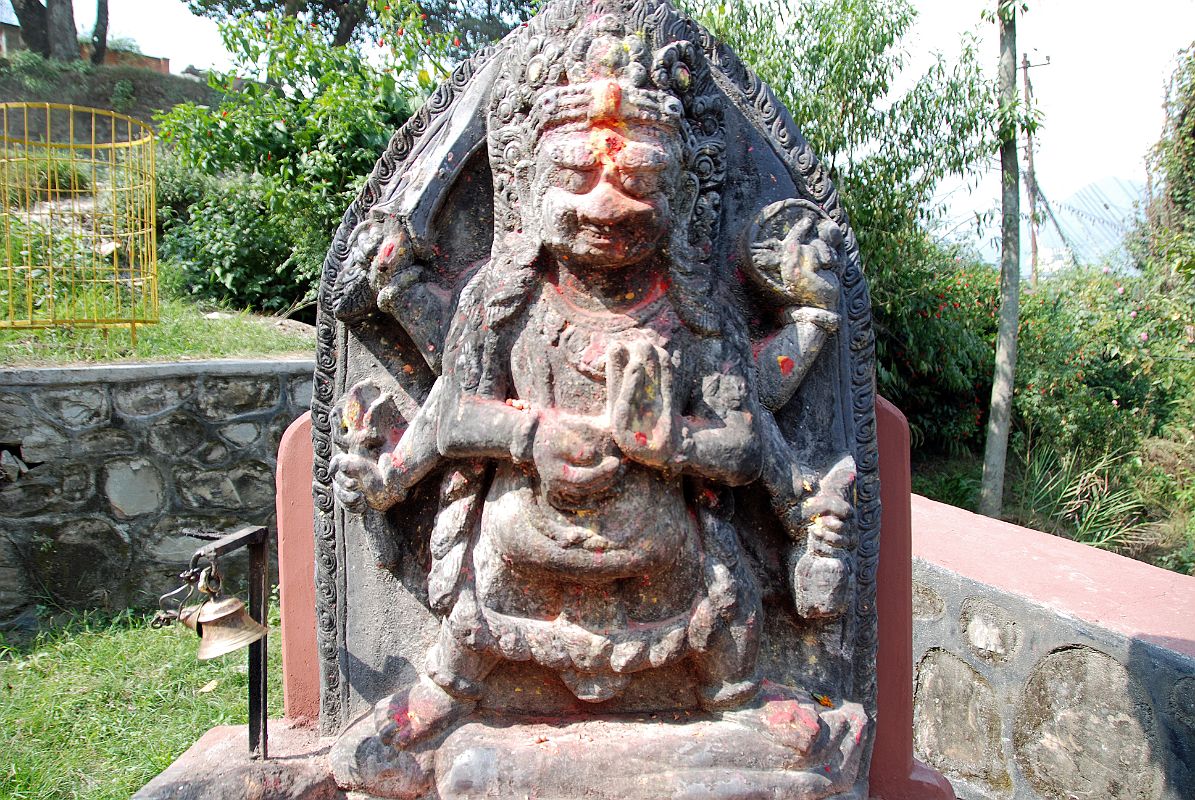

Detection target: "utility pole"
[979, 1, 1020, 518]
[1022, 52, 1040, 288]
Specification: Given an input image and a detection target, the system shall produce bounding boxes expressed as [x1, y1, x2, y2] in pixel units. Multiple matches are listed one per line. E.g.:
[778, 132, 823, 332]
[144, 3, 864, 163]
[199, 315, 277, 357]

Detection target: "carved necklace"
[542, 281, 671, 381]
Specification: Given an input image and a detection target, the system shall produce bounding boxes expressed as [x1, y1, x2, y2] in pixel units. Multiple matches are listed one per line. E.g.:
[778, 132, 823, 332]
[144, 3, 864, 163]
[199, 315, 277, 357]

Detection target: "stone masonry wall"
[911, 509, 1195, 800]
[0, 359, 313, 625]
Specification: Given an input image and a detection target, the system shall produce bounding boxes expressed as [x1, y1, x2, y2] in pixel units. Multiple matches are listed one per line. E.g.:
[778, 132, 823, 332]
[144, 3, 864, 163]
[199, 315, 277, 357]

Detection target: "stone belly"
[481, 464, 697, 582]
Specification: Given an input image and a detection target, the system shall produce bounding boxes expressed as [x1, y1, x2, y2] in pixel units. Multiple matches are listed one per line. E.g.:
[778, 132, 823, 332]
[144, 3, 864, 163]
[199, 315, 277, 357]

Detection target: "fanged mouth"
[577, 223, 620, 242]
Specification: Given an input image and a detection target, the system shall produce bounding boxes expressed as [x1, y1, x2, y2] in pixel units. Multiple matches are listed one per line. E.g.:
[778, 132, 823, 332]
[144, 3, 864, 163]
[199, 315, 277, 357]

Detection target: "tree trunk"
[332, 5, 364, 46]
[978, 1, 1020, 518]
[90, 0, 108, 66]
[11, 0, 50, 57]
[46, 0, 79, 61]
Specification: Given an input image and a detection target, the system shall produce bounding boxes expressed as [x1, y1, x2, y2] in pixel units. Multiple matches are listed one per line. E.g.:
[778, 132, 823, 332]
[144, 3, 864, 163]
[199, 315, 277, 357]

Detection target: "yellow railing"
[0, 103, 157, 339]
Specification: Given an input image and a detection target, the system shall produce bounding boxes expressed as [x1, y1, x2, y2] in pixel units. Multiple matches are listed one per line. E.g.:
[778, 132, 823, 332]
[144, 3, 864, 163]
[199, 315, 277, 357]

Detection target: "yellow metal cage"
[0, 103, 157, 339]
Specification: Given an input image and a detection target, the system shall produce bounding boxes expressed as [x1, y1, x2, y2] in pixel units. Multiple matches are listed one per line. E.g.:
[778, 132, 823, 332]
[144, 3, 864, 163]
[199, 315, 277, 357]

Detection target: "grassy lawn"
[0, 297, 314, 366]
[0, 607, 284, 800]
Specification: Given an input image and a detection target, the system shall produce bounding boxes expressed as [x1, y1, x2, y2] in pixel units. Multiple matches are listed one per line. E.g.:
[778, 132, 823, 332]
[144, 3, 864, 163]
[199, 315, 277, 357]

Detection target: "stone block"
[1013, 645, 1164, 800]
[77, 427, 139, 456]
[220, 422, 261, 448]
[960, 597, 1019, 664]
[913, 649, 1009, 794]
[33, 386, 110, 430]
[174, 461, 275, 511]
[103, 458, 166, 519]
[0, 463, 95, 516]
[290, 376, 313, 410]
[19, 420, 70, 463]
[113, 379, 195, 418]
[912, 580, 944, 620]
[27, 516, 132, 608]
[0, 391, 34, 437]
[196, 376, 280, 421]
[148, 412, 228, 465]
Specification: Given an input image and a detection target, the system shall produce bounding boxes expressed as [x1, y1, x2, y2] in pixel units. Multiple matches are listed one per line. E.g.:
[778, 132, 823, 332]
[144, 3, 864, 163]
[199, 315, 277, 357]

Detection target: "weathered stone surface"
[19, 420, 70, 462]
[77, 427, 138, 456]
[34, 386, 110, 429]
[0, 391, 34, 437]
[912, 580, 945, 620]
[313, 3, 881, 797]
[1014, 646, 1164, 800]
[219, 422, 260, 447]
[148, 412, 226, 465]
[174, 462, 274, 510]
[913, 649, 1008, 793]
[196, 376, 280, 420]
[113, 379, 194, 417]
[134, 723, 341, 800]
[1173, 675, 1195, 730]
[290, 375, 313, 410]
[0, 463, 95, 516]
[104, 458, 165, 518]
[28, 517, 131, 607]
[960, 597, 1019, 664]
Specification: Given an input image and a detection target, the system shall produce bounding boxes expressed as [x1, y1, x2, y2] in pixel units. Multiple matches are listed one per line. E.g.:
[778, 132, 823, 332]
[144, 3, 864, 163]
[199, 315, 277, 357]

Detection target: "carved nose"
[577, 173, 652, 228]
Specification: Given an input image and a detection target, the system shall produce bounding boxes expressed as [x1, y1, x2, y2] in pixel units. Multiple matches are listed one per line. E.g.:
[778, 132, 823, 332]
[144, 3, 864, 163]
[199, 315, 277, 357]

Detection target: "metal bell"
[179, 595, 268, 660]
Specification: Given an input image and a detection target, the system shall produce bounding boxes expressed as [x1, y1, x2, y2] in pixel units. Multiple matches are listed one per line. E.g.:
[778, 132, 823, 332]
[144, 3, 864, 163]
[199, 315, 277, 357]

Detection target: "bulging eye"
[618, 170, 663, 197]
[549, 166, 596, 193]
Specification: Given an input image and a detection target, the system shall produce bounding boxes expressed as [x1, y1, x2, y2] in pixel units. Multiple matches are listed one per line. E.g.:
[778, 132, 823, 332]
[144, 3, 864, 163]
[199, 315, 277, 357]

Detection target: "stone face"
[0, 463, 95, 516]
[311, 3, 881, 797]
[196, 377, 280, 420]
[1014, 646, 1164, 800]
[34, 386, 110, 429]
[104, 458, 165, 518]
[960, 597, 1019, 664]
[913, 649, 1008, 793]
[113, 379, 194, 417]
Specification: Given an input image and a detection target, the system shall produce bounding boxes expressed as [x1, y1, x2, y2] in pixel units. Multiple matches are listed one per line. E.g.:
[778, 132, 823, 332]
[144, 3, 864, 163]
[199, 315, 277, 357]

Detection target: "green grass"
[0, 296, 313, 365]
[0, 607, 283, 800]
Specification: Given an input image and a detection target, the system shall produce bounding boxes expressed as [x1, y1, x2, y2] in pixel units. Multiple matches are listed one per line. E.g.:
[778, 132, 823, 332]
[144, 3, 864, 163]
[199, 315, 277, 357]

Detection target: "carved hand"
[608, 338, 676, 470]
[329, 382, 409, 512]
[532, 412, 623, 506]
[779, 217, 842, 310]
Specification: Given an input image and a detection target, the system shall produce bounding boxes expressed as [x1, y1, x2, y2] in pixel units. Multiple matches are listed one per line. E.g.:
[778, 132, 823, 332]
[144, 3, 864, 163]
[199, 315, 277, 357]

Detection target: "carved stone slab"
[312, 2, 880, 797]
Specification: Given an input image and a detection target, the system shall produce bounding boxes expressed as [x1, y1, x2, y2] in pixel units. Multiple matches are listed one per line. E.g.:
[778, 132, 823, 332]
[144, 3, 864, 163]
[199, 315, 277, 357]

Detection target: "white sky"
[72, 0, 1195, 261]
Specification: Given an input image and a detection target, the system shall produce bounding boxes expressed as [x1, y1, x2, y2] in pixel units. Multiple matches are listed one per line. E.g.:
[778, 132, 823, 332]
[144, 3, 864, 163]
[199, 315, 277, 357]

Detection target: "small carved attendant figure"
[320, 3, 877, 797]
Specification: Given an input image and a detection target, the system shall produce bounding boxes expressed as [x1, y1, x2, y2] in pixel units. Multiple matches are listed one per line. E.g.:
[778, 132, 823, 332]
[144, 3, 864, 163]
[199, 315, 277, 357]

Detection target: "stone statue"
[313, 2, 880, 797]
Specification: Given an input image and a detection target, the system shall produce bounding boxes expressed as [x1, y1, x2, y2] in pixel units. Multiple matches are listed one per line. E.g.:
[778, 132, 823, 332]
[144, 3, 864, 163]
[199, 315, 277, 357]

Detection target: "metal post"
[248, 531, 269, 760]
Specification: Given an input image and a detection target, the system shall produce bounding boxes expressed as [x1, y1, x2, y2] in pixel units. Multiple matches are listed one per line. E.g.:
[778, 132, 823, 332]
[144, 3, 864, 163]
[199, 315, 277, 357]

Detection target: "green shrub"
[159, 173, 299, 313]
[155, 7, 432, 315]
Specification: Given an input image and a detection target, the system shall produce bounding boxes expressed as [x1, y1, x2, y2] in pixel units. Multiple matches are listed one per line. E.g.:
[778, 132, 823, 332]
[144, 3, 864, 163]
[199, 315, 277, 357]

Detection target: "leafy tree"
[185, 0, 534, 49]
[682, 0, 1000, 450]
[157, 1, 462, 313]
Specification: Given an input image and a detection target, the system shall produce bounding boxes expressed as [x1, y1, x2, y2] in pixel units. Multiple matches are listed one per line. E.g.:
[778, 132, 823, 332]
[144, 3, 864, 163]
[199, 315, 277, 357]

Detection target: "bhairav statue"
[314, 2, 880, 797]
